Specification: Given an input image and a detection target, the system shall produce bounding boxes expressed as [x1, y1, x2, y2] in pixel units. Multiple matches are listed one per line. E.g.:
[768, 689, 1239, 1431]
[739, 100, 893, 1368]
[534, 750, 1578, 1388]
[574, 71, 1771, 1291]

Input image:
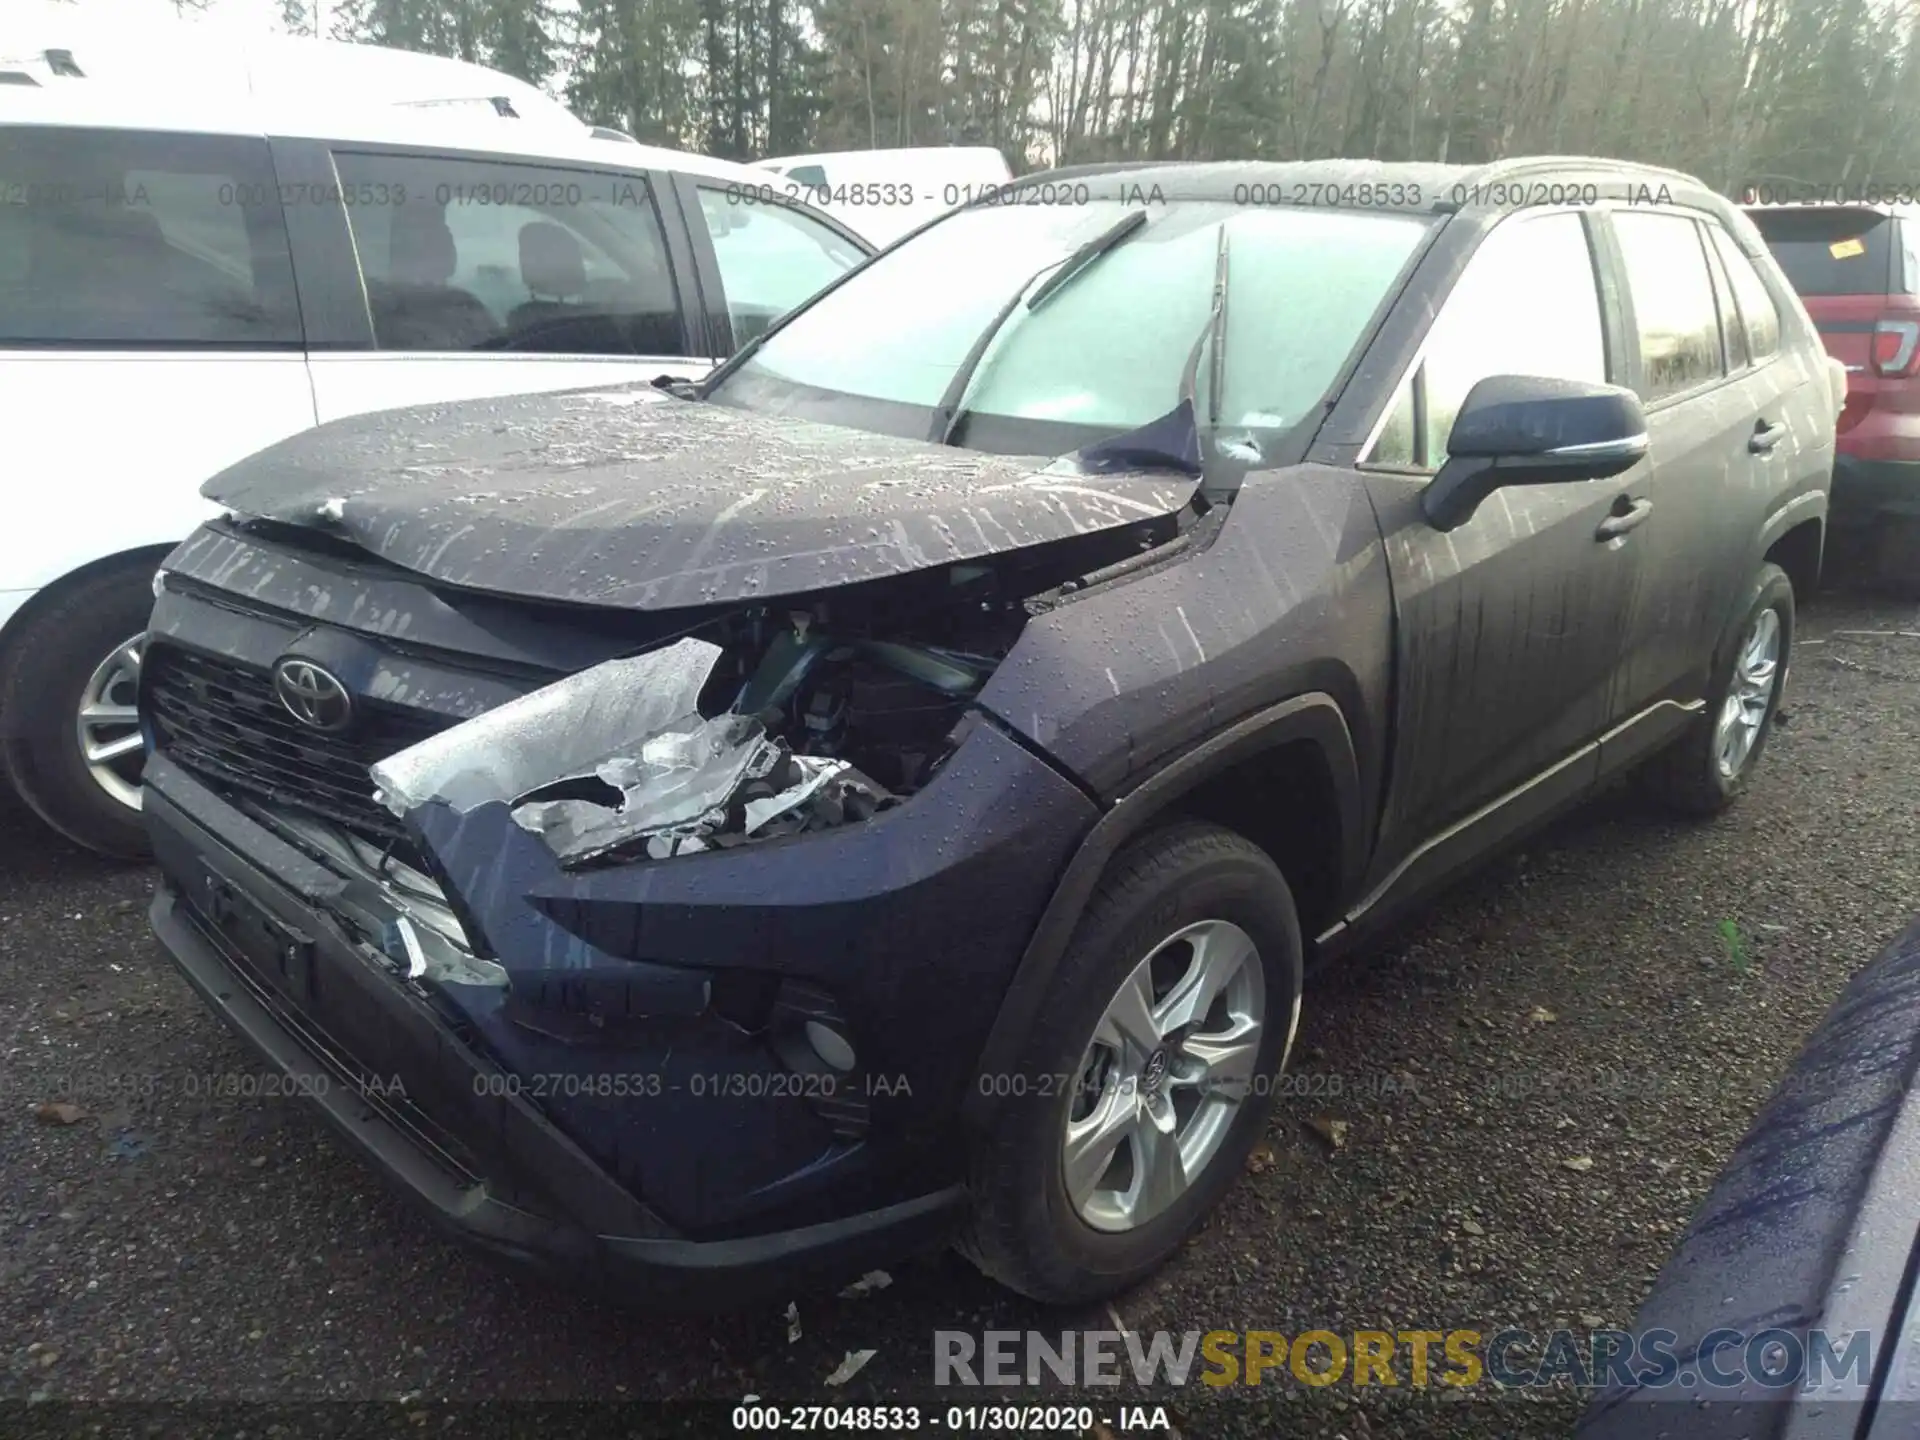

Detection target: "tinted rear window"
[1746, 208, 1896, 295]
[0, 127, 301, 346]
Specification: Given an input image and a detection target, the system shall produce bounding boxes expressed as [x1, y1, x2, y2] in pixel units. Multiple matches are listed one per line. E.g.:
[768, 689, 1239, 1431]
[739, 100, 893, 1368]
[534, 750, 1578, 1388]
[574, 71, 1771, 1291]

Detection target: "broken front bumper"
[143, 700, 1096, 1298]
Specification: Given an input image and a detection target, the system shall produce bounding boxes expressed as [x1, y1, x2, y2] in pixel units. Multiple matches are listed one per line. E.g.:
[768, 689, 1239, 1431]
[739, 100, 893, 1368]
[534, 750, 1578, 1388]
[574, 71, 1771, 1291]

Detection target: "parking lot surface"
[3, 589, 1917, 1437]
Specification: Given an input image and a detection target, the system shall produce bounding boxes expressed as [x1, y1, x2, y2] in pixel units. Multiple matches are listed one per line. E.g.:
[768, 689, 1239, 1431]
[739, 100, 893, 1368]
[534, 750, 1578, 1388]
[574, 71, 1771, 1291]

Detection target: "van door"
[272, 141, 719, 424]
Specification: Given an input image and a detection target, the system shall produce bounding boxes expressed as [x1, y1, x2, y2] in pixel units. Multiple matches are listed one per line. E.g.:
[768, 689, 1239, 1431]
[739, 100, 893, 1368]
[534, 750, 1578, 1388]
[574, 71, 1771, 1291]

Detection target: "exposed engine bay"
[367, 509, 1188, 869]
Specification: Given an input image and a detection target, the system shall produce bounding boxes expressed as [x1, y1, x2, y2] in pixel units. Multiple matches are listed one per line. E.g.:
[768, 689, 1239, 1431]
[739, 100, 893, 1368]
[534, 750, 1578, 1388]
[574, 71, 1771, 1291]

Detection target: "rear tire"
[0, 560, 159, 860]
[1640, 561, 1794, 818]
[958, 821, 1303, 1305]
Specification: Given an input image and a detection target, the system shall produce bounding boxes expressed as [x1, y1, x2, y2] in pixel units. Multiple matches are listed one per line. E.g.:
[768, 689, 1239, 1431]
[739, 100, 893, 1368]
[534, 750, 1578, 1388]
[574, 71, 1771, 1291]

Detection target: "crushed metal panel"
[369, 639, 722, 816]
[200, 385, 1197, 611]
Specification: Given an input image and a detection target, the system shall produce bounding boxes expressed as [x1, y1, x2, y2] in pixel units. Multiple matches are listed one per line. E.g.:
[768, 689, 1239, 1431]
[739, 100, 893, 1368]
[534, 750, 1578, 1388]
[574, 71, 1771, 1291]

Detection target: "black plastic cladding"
[196, 385, 1197, 611]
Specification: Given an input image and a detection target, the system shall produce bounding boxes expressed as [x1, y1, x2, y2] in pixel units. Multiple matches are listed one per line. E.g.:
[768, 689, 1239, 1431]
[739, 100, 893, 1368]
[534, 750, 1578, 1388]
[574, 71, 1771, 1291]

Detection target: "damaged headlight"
[369, 638, 898, 868]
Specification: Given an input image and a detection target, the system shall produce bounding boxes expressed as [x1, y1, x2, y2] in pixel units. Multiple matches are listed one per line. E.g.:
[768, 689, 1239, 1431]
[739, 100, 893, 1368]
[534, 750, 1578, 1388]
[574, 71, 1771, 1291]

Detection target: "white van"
[753, 146, 1012, 247]
[0, 22, 872, 858]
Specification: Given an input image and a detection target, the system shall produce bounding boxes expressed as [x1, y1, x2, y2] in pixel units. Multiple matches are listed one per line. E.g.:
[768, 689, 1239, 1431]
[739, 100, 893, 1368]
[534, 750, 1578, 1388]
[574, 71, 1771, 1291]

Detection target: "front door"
[1359, 209, 1648, 889]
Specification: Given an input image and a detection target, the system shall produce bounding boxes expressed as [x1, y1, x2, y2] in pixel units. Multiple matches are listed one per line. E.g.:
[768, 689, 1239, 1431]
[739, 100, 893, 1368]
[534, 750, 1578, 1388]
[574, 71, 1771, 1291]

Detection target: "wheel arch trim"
[961, 692, 1364, 1129]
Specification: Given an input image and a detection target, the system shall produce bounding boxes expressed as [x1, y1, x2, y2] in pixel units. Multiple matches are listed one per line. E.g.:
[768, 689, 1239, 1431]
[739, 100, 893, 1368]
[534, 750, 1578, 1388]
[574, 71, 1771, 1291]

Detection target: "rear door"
[0, 125, 315, 595]
[1596, 207, 1782, 746]
[270, 138, 718, 425]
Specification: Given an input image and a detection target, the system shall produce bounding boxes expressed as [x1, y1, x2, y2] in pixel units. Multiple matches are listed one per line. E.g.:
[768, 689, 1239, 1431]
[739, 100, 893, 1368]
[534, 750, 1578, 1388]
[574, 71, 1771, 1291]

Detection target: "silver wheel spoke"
[80, 701, 139, 725]
[1131, 1098, 1187, 1220]
[1175, 1016, 1263, 1099]
[1063, 1090, 1138, 1211]
[1155, 921, 1255, 1033]
[85, 732, 144, 764]
[1093, 968, 1163, 1058]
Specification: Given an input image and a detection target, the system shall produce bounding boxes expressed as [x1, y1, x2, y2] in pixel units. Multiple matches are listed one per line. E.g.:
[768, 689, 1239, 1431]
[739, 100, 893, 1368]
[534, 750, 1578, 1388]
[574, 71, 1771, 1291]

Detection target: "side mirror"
[1421, 375, 1648, 533]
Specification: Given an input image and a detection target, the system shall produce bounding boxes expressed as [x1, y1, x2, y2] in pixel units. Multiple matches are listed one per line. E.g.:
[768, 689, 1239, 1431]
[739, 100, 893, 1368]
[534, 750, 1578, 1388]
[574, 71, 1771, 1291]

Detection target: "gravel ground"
[2, 587, 1917, 1439]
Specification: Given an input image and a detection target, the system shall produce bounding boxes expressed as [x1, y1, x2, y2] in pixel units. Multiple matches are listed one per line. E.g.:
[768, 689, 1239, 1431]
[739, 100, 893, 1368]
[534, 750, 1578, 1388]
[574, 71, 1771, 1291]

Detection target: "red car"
[1745, 202, 1920, 589]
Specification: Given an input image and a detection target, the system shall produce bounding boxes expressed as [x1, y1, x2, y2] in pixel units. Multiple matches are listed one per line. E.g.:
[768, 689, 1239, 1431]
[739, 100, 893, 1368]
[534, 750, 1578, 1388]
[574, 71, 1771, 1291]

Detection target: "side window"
[0, 126, 299, 345]
[786, 164, 829, 189]
[1370, 375, 1417, 467]
[1709, 225, 1782, 361]
[1701, 226, 1749, 371]
[695, 187, 864, 345]
[332, 152, 686, 356]
[1613, 210, 1725, 402]
[1419, 212, 1607, 466]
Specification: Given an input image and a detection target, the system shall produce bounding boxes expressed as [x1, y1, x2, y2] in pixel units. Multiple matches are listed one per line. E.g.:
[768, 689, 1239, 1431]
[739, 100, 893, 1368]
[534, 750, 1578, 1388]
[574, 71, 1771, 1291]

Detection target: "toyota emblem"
[271, 658, 353, 732]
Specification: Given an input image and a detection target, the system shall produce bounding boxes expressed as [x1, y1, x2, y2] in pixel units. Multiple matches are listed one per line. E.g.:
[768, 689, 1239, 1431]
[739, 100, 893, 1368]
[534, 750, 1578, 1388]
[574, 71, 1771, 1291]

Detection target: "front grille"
[145, 644, 452, 847]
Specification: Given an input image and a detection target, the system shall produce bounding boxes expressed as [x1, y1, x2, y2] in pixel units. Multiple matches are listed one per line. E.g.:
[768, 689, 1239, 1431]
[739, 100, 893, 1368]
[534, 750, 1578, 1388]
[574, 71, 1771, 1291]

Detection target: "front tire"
[0, 560, 159, 859]
[959, 821, 1303, 1305]
[1642, 561, 1794, 817]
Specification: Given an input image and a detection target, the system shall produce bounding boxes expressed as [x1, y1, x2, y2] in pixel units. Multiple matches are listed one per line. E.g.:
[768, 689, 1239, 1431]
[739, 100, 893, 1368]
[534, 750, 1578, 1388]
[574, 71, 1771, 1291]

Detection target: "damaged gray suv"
[140, 157, 1841, 1307]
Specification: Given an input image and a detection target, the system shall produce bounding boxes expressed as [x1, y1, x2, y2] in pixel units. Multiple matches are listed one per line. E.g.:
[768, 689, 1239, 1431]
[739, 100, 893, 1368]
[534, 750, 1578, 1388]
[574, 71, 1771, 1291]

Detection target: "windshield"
[707, 198, 1433, 454]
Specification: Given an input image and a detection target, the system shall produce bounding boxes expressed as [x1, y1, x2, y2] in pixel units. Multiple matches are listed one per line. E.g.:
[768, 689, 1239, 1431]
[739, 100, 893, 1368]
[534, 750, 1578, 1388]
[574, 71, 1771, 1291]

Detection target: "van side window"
[1708, 225, 1781, 361]
[1613, 210, 1727, 401]
[331, 152, 687, 356]
[0, 127, 299, 346]
[695, 187, 864, 345]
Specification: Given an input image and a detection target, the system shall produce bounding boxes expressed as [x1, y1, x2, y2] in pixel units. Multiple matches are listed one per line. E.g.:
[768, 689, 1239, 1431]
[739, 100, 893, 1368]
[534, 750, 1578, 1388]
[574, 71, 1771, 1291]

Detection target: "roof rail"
[393, 94, 521, 118]
[1473, 153, 1704, 189]
[591, 126, 638, 143]
[45, 48, 83, 78]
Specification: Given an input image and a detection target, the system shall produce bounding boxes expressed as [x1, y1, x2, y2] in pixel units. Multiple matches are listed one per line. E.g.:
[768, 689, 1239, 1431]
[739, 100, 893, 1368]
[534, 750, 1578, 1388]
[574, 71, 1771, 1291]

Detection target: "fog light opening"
[805, 1020, 857, 1073]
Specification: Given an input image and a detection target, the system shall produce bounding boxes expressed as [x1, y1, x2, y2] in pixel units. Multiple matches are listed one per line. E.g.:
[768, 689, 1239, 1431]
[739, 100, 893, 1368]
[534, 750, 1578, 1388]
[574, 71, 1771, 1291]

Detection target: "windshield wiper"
[1180, 221, 1231, 426]
[928, 209, 1151, 445]
[1073, 222, 1231, 478]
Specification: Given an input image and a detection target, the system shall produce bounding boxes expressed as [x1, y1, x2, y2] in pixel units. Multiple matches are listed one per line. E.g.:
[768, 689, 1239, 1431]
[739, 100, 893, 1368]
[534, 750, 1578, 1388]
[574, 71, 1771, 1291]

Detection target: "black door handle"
[1749, 419, 1787, 453]
[1595, 496, 1653, 541]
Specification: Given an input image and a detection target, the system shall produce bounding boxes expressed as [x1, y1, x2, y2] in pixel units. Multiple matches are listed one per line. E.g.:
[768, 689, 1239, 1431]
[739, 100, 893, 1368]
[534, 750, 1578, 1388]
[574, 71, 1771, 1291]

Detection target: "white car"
[0, 24, 872, 858]
[754, 146, 1012, 247]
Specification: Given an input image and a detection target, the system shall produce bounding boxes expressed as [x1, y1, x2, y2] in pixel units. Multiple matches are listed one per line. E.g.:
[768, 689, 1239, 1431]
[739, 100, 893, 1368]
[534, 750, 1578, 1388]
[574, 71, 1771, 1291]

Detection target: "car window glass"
[332, 152, 685, 356]
[1369, 375, 1417, 466]
[1712, 225, 1781, 362]
[695, 187, 864, 345]
[954, 208, 1426, 435]
[786, 164, 829, 189]
[726, 199, 1430, 441]
[1420, 212, 1606, 465]
[1710, 227, 1782, 360]
[1701, 228, 1748, 370]
[0, 126, 299, 345]
[1614, 210, 1725, 402]
[1747, 208, 1895, 295]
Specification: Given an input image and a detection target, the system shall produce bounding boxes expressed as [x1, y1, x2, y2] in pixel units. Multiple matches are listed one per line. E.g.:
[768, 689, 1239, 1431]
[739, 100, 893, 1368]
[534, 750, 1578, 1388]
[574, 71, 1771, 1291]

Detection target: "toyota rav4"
[139, 158, 1843, 1307]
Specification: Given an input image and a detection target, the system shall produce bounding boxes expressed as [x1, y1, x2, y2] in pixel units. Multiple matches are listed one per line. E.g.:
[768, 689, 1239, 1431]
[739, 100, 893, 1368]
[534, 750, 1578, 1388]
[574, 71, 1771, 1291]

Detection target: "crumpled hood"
[200, 385, 1198, 611]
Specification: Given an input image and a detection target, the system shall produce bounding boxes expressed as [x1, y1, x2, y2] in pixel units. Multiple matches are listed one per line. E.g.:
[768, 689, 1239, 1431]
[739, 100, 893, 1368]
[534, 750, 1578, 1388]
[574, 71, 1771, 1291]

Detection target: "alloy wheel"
[73, 634, 146, 812]
[1713, 607, 1781, 780]
[1062, 918, 1266, 1233]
